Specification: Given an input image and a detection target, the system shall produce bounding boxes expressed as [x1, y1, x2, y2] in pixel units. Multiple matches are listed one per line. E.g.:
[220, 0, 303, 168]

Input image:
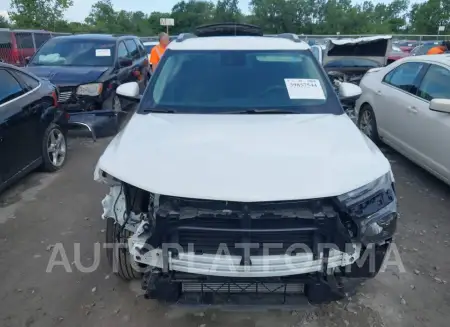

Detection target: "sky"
[0, 0, 418, 23]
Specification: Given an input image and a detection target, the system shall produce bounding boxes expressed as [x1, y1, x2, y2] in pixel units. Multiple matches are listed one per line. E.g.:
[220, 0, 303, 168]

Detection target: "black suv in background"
[25, 34, 149, 112]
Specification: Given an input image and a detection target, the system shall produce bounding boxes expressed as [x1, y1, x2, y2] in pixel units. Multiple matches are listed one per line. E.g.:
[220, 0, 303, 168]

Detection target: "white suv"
[94, 24, 398, 305]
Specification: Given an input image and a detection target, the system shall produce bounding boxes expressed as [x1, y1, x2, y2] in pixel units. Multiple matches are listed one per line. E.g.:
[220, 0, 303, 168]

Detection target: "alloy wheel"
[47, 128, 66, 167]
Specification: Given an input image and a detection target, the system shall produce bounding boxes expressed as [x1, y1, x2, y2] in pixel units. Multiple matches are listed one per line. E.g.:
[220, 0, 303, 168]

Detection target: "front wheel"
[105, 218, 141, 280]
[41, 123, 67, 172]
[358, 104, 380, 143]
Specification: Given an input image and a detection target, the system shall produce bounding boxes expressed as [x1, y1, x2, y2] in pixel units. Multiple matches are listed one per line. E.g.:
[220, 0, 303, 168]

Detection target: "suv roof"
[168, 24, 310, 51]
[168, 36, 310, 51]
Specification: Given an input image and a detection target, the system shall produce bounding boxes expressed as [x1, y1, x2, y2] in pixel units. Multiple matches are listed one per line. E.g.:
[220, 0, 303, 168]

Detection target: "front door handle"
[375, 90, 382, 96]
[407, 106, 418, 114]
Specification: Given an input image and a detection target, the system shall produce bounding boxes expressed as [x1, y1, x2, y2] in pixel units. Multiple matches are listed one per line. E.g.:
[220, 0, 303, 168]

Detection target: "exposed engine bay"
[99, 174, 397, 305]
[323, 36, 393, 122]
[328, 71, 365, 122]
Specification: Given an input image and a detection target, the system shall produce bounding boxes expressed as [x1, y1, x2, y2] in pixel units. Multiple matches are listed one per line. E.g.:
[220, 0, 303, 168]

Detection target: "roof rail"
[176, 33, 197, 42]
[195, 23, 263, 37]
[277, 33, 302, 42]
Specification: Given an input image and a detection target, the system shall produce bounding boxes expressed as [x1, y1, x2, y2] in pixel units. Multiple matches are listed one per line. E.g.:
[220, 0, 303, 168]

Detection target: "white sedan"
[355, 55, 450, 184]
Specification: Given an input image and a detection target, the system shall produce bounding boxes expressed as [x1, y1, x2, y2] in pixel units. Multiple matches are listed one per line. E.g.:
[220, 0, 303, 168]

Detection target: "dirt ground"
[0, 137, 449, 327]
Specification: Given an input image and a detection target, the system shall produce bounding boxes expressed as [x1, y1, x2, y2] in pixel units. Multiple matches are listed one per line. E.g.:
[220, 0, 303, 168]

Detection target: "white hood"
[323, 35, 393, 67]
[95, 113, 391, 202]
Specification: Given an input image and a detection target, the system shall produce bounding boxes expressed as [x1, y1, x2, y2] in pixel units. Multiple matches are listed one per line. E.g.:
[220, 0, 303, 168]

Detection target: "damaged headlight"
[337, 172, 397, 244]
[77, 83, 103, 96]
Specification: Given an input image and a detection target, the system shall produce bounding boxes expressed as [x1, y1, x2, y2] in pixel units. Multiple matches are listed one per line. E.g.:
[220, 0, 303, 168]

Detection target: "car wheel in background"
[105, 218, 141, 280]
[358, 104, 380, 143]
[41, 123, 67, 172]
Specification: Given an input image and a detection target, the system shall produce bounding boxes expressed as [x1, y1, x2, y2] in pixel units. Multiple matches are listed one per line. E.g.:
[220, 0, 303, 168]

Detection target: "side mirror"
[25, 56, 30, 64]
[429, 98, 450, 114]
[116, 82, 140, 102]
[119, 58, 133, 67]
[339, 82, 362, 101]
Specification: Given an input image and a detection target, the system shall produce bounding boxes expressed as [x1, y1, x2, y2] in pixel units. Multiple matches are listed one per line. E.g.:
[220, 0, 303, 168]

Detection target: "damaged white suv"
[94, 24, 398, 305]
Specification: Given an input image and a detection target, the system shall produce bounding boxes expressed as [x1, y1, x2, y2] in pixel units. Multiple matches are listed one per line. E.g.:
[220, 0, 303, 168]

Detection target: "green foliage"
[6, 0, 450, 35]
[0, 15, 9, 28]
[9, 0, 73, 30]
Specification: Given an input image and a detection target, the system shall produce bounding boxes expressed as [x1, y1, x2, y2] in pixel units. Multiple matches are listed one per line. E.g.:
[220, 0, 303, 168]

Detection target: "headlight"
[77, 83, 103, 96]
[338, 173, 397, 244]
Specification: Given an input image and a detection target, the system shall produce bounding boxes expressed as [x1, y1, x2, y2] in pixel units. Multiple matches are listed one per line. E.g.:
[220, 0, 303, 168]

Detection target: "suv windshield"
[141, 49, 341, 114]
[29, 38, 116, 67]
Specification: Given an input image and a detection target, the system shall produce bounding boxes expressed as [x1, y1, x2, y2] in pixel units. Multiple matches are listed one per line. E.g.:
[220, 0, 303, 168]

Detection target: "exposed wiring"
[113, 184, 123, 242]
[118, 184, 139, 240]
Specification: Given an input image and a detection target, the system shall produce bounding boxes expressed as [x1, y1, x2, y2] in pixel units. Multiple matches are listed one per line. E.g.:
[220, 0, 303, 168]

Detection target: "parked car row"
[0, 62, 69, 193]
[1, 33, 151, 193]
[356, 54, 450, 185]
[0, 29, 71, 66]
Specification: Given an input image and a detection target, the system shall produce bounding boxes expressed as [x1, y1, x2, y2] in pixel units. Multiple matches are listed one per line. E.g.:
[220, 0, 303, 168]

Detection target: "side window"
[418, 65, 450, 101]
[34, 33, 51, 48]
[136, 39, 146, 57]
[15, 32, 34, 49]
[124, 39, 139, 60]
[117, 42, 129, 59]
[383, 62, 424, 93]
[12, 70, 40, 90]
[0, 70, 24, 105]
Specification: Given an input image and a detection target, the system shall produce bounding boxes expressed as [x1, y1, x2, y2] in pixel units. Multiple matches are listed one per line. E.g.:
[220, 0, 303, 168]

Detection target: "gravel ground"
[0, 137, 449, 327]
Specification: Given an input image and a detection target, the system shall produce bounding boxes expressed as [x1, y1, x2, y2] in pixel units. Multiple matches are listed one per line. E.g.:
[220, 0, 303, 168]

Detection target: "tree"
[0, 16, 9, 28]
[5, 0, 450, 37]
[85, 0, 117, 33]
[9, 0, 73, 30]
[215, 0, 242, 23]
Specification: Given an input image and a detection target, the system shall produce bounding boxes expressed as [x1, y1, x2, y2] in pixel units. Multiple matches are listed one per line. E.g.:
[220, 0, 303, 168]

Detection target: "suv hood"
[323, 36, 392, 68]
[25, 66, 109, 86]
[95, 113, 391, 202]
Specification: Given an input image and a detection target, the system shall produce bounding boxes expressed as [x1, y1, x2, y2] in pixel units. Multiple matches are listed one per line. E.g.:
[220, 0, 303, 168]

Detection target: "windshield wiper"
[228, 109, 298, 114]
[142, 108, 177, 113]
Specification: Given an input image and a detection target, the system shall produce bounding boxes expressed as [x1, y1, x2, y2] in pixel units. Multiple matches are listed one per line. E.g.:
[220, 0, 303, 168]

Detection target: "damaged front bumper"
[97, 176, 397, 304]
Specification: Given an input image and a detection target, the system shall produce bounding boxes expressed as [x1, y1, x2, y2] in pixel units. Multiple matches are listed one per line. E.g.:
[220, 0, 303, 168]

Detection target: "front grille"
[157, 196, 343, 258]
[57, 87, 75, 103]
[175, 217, 315, 256]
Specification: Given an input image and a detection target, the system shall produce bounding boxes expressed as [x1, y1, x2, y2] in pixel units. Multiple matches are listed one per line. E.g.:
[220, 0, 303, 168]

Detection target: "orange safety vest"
[427, 46, 445, 55]
[150, 44, 166, 68]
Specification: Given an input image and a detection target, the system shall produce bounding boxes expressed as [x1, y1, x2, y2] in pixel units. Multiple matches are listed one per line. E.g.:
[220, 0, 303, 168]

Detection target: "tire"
[105, 218, 141, 280]
[357, 104, 380, 143]
[102, 91, 122, 112]
[41, 123, 67, 172]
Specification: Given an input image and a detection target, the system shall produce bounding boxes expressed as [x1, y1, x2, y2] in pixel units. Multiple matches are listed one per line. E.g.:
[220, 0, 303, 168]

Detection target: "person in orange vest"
[427, 41, 450, 55]
[150, 32, 169, 72]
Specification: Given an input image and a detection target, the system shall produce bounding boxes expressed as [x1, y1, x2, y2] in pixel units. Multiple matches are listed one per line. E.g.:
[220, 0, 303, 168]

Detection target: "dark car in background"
[410, 41, 441, 56]
[25, 34, 149, 113]
[0, 29, 71, 66]
[0, 63, 69, 193]
[396, 40, 419, 53]
[387, 44, 409, 64]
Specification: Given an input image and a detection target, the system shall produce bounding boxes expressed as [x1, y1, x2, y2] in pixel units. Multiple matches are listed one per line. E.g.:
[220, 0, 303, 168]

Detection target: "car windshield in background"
[398, 41, 417, 47]
[29, 38, 116, 67]
[392, 45, 403, 53]
[141, 50, 341, 114]
[324, 58, 381, 68]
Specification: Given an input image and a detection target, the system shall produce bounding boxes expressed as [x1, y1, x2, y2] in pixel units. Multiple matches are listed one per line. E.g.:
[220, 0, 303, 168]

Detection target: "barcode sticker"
[284, 79, 326, 99]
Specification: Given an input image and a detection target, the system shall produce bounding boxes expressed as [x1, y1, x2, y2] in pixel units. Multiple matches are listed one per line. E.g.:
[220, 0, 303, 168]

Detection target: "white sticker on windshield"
[95, 49, 111, 57]
[284, 79, 325, 100]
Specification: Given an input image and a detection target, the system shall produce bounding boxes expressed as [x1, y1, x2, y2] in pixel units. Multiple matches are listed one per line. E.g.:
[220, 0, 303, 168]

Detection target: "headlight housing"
[337, 173, 397, 244]
[77, 83, 103, 96]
